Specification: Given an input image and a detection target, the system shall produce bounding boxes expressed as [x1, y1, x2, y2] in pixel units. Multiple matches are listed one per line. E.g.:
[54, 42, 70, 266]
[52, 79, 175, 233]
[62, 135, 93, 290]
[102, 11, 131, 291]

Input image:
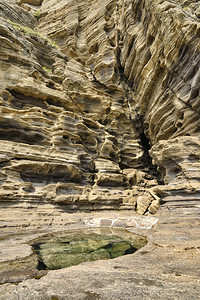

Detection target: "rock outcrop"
[0, 0, 199, 212]
[0, 0, 200, 297]
[0, 0, 199, 218]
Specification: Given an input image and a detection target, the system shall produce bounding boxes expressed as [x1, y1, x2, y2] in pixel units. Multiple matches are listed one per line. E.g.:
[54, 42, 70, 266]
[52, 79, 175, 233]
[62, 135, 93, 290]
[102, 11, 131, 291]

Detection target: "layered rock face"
[0, 0, 199, 221]
[0, 1, 200, 297]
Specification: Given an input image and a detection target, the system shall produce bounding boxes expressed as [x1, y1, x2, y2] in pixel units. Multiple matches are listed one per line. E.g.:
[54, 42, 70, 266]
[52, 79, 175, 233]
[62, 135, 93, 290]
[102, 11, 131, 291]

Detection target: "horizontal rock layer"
[0, 1, 200, 297]
[0, 0, 199, 220]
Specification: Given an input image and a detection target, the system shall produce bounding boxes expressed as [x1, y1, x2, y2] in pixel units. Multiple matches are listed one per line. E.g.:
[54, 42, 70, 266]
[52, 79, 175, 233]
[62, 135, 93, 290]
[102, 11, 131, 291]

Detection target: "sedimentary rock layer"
[0, 0, 199, 218]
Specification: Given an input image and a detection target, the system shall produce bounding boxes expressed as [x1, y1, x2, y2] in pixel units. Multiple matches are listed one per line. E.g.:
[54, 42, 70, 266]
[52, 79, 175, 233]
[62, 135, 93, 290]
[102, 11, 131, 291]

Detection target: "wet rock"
[0, 1, 199, 287]
[32, 230, 146, 270]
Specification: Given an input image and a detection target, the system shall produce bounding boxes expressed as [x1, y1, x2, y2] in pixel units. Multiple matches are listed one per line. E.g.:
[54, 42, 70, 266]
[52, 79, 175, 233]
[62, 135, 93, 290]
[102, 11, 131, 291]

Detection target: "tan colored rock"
[148, 199, 160, 215]
[20, 0, 43, 5]
[151, 136, 200, 185]
[0, 1, 200, 297]
[0, 0, 199, 222]
[136, 192, 154, 215]
[95, 172, 124, 187]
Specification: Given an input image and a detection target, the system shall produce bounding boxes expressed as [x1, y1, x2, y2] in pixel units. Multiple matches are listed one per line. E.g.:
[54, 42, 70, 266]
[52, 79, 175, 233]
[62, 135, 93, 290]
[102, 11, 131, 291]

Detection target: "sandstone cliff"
[0, 0, 199, 223]
[0, 1, 200, 298]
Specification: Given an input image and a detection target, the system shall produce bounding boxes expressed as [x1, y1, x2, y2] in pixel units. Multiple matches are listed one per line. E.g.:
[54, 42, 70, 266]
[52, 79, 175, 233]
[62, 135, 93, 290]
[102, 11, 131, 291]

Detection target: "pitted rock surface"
[0, 0, 200, 298]
[0, 0, 199, 217]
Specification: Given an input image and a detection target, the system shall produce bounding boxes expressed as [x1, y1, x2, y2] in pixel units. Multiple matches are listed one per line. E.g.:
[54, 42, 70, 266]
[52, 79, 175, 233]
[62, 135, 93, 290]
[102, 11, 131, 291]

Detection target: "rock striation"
[0, 0, 199, 221]
[0, 0, 200, 297]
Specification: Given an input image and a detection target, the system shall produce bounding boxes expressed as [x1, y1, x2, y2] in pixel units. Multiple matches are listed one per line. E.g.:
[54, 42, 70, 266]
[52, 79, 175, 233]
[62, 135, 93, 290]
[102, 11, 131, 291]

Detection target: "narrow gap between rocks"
[116, 35, 163, 184]
[139, 131, 164, 184]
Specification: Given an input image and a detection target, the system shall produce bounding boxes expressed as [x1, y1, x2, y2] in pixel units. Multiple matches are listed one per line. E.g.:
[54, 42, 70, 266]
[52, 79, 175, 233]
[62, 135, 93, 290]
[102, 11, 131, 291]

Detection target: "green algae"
[0, 229, 147, 283]
[32, 229, 147, 270]
[7, 19, 59, 49]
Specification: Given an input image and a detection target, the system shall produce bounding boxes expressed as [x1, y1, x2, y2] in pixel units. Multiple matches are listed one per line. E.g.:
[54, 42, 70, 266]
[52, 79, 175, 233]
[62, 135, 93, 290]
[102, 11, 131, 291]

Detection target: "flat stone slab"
[0, 207, 199, 299]
[82, 216, 159, 229]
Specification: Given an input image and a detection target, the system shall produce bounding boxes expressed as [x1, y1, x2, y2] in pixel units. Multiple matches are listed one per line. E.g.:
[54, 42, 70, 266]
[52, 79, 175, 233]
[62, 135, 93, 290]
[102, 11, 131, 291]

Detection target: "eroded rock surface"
[0, 0, 199, 297]
[0, 208, 199, 299]
[1, 0, 199, 218]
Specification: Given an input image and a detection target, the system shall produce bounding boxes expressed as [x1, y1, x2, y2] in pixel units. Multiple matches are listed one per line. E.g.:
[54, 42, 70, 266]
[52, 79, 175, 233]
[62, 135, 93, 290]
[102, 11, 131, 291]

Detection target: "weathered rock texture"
[0, 208, 199, 299]
[0, 0, 200, 297]
[0, 0, 199, 218]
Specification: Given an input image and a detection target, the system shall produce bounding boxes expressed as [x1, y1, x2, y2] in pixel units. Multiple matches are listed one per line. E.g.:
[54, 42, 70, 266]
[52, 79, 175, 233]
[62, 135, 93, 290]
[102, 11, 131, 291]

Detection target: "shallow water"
[31, 228, 147, 270]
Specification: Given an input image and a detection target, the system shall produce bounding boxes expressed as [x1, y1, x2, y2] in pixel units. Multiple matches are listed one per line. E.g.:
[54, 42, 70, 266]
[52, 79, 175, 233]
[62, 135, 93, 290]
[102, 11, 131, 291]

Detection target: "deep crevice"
[139, 131, 164, 184]
[140, 132, 151, 150]
[116, 30, 163, 184]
